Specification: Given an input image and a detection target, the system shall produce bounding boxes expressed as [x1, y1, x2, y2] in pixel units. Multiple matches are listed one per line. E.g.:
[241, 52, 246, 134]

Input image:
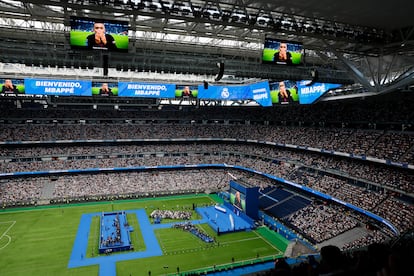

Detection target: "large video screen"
[175, 85, 198, 98]
[269, 80, 299, 104]
[70, 17, 129, 51]
[262, 38, 304, 65]
[0, 79, 25, 94]
[92, 82, 118, 97]
[229, 187, 246, 212]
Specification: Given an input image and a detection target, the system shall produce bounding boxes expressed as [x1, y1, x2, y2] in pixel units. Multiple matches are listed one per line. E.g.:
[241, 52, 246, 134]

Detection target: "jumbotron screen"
[262, 37, 304, 65]
[229, 187, 246, 211]
[0, 79, 25, 94]
[269, 80, 299, 104]
[70, 17, 129, 52]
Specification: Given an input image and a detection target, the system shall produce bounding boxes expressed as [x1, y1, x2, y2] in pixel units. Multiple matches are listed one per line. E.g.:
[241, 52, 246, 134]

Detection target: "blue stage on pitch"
[196, 205, 254, 234]
[99, 211, 133, 253]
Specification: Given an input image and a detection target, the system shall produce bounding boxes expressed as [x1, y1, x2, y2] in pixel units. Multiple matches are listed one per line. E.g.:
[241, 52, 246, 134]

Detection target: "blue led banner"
[197, 84, 251, 100]
[297, 81, 342, 104]
[118, 82, 176, 98]
[250, 81, 272, 107]
[24, 79, 92, 96]
[197, 82, 271, 106]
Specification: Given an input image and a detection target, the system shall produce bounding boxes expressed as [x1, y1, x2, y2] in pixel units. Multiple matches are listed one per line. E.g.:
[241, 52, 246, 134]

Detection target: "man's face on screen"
[279, 43, 287, 54]
[94, 23, 105, 35]
[5, 79, 13, 87]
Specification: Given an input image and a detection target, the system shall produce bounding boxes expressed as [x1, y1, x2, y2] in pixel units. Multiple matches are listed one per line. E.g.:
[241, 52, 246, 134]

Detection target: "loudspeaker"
[306, 69, 319, 86]
[214, 61, 224, 81]
[103, 54, 109, 76]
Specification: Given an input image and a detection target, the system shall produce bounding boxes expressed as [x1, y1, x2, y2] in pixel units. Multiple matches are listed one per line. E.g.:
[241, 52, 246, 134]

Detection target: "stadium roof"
[0, 0, 413, 100]
[252, 0, 414, 30]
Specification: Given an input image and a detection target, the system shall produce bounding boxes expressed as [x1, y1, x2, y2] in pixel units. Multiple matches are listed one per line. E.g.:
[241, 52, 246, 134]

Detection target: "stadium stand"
[1, 1, 414, 275]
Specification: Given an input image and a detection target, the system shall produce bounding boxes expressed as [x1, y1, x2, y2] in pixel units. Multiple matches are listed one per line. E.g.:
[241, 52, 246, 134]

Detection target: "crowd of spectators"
[1, 123, 414, 164]
[366, 131, 414, 161]
[173, 222, 214, 243]
[286, 203, 359, 243]
[373, 197, 414, 233]
[0, 169, 258, 206]
[0, 178, 42, 203]
[51, 169, 231, 198]
[1, 101, 413, 254]
[1, 141, 413, 238]
[150, 209, 192, 220]
[1, 142, 412, 194]
[289, 169, 388, 211]
[1, 89, 413, 274]
[341, 230, 387, 250]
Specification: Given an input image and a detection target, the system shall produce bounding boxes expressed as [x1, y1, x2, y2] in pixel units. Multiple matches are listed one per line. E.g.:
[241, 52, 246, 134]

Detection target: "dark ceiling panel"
[250, 0, 414, 30]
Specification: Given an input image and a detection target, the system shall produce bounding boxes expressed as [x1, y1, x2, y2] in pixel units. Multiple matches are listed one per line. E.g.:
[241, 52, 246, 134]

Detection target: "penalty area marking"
[0, 221, 16, 250]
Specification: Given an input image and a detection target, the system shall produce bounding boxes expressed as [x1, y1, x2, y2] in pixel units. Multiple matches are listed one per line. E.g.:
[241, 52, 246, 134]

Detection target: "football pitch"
[0, 194, 287, 276]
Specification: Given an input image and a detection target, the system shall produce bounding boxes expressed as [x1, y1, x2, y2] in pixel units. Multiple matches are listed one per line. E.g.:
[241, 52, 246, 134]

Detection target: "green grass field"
[0, 194, 287, 276]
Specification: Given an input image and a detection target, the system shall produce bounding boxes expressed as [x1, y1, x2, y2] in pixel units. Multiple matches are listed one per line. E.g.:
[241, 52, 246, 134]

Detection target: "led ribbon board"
[197, 81, 272, 107]
[297, 81, 342, 104]
[118, 82, 176, 98]
[24, 79, 92, 96]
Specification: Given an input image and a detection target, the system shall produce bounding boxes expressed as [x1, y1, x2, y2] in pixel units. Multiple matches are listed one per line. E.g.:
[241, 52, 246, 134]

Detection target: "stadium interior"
[0, 0, 414, 276]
